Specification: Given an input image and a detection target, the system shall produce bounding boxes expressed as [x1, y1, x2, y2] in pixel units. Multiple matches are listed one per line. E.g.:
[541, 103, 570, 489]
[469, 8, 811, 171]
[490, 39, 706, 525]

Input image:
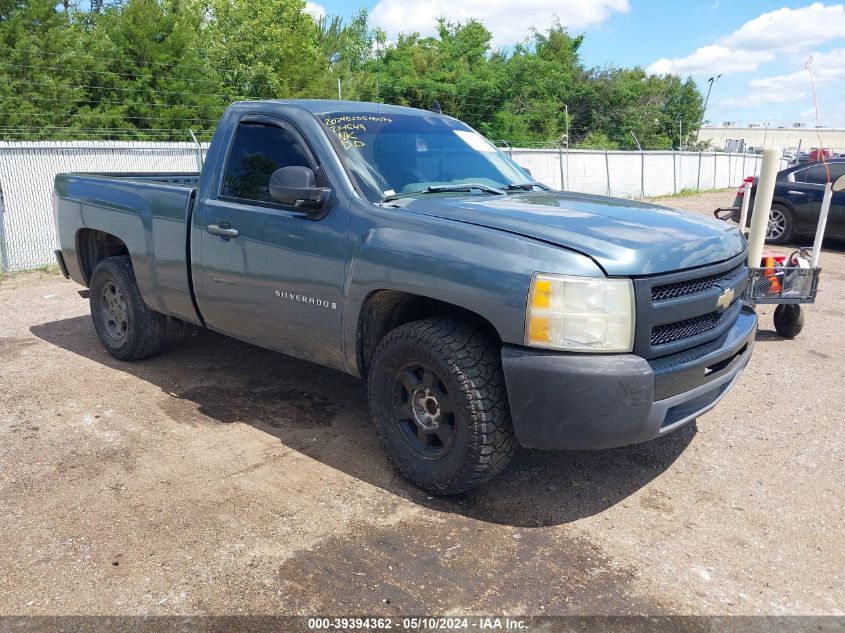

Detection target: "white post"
[188, 128, 203, 171]
[640, 150, 645, 197]
[558, 148, 564, 190]
[747, 148, 780, 267]
[738, 179, 752, 234]
[811, 183, 833, 267]
[672, 150, 677, 194]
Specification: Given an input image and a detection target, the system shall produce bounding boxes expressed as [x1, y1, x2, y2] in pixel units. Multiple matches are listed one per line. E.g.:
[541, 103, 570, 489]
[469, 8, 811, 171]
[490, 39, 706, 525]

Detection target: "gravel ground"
[0, 190, 843, 616]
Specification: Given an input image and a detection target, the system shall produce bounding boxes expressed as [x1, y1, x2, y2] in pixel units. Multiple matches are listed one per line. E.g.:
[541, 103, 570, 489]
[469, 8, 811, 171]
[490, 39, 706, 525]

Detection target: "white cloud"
[716, 91, 807, 108]
[648, 45, 774, 75]
[722, 3, 845, 52]
[750, 47, 845, 90]
[369, 0, 630, 47]
[647, 2, 845, 76]
[304, 1, 326, 21]
[708, 48, 845, 123]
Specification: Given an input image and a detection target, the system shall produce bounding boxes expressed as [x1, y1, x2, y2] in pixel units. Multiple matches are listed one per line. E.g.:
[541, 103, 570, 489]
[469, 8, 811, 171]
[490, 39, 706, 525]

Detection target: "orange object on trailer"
[762, 256, 782, 293]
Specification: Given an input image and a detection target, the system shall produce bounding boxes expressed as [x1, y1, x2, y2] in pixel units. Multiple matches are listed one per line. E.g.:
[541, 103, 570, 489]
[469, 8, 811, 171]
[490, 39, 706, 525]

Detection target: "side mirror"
[832, 173, 845, 193]
[269, 166, 330, 217]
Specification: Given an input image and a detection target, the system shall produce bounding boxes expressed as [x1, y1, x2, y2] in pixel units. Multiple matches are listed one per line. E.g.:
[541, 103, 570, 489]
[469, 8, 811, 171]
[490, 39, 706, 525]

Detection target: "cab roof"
[232, 99, 440, 118]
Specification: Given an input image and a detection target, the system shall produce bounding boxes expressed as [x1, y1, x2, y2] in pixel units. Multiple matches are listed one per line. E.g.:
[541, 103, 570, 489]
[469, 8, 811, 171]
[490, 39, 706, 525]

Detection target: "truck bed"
[54, 172, 201, 324]
[68, 172, 200, 187]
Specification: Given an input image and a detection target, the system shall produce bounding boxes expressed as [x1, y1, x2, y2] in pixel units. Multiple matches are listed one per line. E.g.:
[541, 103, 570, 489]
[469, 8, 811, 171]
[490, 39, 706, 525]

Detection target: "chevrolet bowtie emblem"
[716, 287, 735, 311]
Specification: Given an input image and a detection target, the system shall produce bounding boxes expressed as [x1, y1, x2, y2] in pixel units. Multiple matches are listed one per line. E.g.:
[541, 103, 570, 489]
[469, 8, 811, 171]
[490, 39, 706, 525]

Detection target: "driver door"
[195, 116, 349, 370]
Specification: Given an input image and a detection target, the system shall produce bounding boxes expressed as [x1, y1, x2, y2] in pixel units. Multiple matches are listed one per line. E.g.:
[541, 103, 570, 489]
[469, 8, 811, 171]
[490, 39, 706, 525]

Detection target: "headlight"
[525, 273, 635, 352]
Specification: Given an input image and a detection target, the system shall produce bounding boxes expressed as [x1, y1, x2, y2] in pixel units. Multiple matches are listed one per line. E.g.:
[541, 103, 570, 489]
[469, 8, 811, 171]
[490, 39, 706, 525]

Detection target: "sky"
[305, 0, 845, 129]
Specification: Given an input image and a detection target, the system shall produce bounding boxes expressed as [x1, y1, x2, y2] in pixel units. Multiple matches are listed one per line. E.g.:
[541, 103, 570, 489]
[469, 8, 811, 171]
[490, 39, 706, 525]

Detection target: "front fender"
[342, 203, 605, 375]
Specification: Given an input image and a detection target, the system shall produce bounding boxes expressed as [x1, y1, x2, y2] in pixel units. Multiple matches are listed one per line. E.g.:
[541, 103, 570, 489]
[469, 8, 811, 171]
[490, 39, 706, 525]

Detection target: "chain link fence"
[0, 141, 205, 272]
[0, 142, 779, 272]
[502, 147, 781, 197]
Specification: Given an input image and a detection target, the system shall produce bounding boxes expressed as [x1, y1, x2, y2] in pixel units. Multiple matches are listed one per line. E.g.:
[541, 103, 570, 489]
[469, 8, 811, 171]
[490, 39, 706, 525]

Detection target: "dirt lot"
[0, 191, 843, 616]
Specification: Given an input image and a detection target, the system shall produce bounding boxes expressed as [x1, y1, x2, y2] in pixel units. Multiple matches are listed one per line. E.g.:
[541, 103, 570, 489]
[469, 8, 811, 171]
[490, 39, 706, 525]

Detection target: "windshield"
[316, 111, 536, 202]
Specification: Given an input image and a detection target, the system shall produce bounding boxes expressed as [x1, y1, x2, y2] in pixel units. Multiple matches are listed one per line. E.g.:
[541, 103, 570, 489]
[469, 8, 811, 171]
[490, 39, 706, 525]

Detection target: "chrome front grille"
[651, 300, 741, 346]
[633, 252, 749, 360]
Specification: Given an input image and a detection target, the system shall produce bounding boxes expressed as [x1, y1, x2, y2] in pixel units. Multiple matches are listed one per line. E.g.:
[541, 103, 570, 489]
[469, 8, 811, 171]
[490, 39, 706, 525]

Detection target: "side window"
[222, 122, 311, 202]
[827, 163, 845, 184]
[796, 165, 829, 184]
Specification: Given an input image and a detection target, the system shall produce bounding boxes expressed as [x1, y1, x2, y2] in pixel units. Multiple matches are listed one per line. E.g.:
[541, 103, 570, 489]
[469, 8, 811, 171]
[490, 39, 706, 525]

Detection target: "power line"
[0, 111, 218, 123]
[6, 95, 230, 110]
[0, 93, 538, 120]
[0, 45, 230, 74]
[0, 78, 255, 100]
[0, 59, 280, 90]
[0, 70, 560, 112]
[0, 127, 201, 134]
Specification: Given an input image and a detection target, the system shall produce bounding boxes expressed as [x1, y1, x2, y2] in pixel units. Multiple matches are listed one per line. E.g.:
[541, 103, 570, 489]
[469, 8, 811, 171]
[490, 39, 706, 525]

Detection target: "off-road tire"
[367, 318, 517, 495]
[773, 303, 804, 339]
[89, 255, 167, 360]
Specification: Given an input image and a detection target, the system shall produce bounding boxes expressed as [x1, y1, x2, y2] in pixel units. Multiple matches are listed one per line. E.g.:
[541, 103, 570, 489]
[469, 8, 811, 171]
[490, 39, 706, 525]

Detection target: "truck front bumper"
[501, 305, 757, 450]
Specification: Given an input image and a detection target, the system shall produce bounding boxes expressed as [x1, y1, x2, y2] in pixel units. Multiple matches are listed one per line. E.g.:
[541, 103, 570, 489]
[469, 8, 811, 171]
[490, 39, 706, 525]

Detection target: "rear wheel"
[367, 318, 516, 495]
[89, 256, 167, 360]
[765, 204, 794, 244]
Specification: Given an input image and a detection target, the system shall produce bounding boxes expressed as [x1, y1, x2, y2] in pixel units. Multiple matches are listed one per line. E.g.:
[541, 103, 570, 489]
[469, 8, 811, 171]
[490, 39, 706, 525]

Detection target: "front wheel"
[367, 318, 517, 495]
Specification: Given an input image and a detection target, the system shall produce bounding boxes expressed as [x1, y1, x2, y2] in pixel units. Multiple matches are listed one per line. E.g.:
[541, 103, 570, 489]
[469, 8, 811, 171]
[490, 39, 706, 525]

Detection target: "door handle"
[207, 223, 239, 238]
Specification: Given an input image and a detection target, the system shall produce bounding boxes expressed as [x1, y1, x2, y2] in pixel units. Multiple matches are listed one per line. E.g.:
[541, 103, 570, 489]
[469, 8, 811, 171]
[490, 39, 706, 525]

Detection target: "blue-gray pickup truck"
[53, 100, 757, 494]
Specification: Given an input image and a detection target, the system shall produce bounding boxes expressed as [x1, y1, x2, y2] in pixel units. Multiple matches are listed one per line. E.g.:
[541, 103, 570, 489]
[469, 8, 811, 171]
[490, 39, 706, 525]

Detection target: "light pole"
[696, 74, 721, 142]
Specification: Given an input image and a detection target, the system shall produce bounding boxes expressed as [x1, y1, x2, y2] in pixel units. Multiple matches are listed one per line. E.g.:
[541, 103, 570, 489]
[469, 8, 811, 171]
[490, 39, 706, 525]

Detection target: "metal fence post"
[0, 184, 8, 273]
[697, 151, 702, 191]
[565, 148, 569, 191]
[640, 150, 645, 197]
[558, 148, 565, 191]
[672, 151, 677, 194]
[727, 152, 732, 187]
[713, 152, 718, 189]
[679, 150, 683, 191]
[604, 150, 611, 196]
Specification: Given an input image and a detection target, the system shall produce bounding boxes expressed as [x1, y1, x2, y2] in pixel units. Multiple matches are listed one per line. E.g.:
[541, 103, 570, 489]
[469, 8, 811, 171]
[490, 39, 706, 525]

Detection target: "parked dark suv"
[732, 159, 845, 243]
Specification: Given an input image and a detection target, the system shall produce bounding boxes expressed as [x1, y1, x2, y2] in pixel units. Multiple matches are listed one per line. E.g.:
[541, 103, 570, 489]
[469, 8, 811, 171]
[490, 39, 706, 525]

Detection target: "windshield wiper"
[383, 182, 507, 202]
[504, 181, 545, 192]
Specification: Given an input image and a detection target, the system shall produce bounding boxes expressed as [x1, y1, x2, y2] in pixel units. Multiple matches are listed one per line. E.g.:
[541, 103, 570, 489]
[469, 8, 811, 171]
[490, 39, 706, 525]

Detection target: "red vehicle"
[808, 148, 830, 162]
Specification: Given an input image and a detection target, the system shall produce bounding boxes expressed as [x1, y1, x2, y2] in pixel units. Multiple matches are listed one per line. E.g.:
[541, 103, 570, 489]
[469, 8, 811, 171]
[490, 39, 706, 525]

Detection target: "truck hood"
[403, 190, 746, 276]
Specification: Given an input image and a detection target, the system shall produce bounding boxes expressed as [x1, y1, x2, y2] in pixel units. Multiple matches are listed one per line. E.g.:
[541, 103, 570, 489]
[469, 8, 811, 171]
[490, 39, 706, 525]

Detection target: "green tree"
[80, 0, 222, 138]
[0, 3, 705, 147]
[314, 9, 376, 100]
[198, 0, 324, 99]
[0, 0, 82, 135]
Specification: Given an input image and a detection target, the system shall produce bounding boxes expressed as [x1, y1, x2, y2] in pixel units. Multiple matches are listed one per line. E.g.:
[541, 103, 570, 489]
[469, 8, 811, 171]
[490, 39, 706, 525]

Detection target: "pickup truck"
[53, 100, 757, 494]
